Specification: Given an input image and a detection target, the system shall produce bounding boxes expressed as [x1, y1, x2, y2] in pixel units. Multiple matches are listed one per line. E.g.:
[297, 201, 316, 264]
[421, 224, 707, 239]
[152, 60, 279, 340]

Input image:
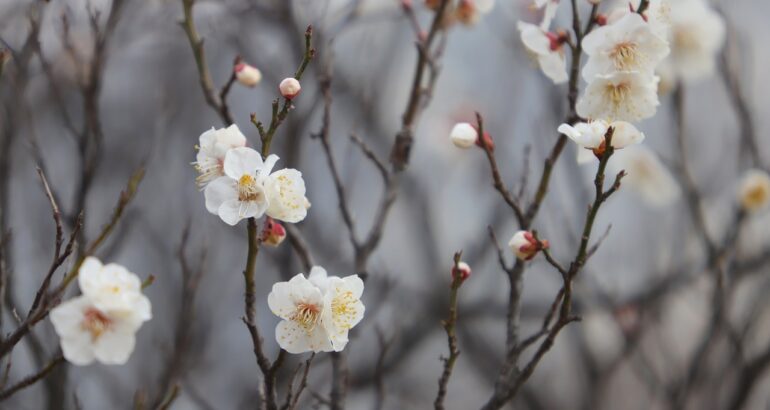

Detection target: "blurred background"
[1, 0, 770, 408]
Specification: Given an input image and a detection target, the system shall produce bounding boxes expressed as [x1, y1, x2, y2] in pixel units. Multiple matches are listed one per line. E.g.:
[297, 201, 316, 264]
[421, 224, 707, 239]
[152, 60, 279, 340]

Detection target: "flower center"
[610, 42, 639, 70]
[673, 26, 700, 51]
[238, 174, 263, 202]
[291, 303, 320, 332]
[605, 81, 631, 109]
[193, 158, 224, 188]
[745, 186, 768, 206]
[331, 291, 357, 330]
[81, 308, 112, 342]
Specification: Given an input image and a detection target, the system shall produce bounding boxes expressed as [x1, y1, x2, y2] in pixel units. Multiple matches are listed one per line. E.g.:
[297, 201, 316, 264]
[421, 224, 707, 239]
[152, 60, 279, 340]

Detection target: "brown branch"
[476, 113, 525, 223]
[389, 0, 452, 171]
[434, 252, 465, 410]
[0, 354, 64, 401]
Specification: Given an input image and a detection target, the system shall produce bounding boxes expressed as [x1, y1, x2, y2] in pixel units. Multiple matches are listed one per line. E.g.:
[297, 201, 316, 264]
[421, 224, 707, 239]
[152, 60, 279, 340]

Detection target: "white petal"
[261, 154, 280, 176]
[204, 177, 237, 214]
[51, 296, 91, 339]
[77, 257, 104, 299]
[93, 329, 136, 365]
[266, 169, 308, 223]
[518, 22, 550, 55]
[217, 199, 247, 226]
[308, 266, 330, 293]
[224, 147, 263, 179]
[609, 121, 645, 148]
[268, 281, 298, 320]
[538, 51, 568, 84]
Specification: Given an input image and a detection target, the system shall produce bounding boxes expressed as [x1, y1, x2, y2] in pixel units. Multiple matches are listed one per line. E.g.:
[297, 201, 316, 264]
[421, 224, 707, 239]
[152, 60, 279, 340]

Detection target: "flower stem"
[434, 252, 464, 410]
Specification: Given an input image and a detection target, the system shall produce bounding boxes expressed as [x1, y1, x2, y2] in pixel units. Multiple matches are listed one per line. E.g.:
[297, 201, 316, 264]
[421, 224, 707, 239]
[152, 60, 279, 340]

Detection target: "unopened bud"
[595, 13, 607, 26]
[450, 122, 478, 149]
[261, 217, 287, 247]
[234, 62, 262, 87]
[279, 78, 301, 99]
[455, 0, 480, 26]
[508, 231, 548, 260]
[739, 169, 770, 213]
[452, 261, 471, 282]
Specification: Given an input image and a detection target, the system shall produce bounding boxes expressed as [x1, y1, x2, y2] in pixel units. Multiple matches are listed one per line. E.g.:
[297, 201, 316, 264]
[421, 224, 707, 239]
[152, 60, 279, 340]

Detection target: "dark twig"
[434, 252, 465, 410]
[0, 354, 64, 401]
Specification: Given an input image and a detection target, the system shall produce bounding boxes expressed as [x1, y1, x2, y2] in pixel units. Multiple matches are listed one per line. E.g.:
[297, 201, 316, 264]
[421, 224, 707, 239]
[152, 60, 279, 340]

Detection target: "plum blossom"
[269, 267, 365, 354]
[581, 12, 669, 81]
[576, 71, 660, 121]
[531, 0, 560, 30]
[193, 125, 247, 188]
[607, 145, 680, 206]
[662, 0, 725, 83]
[50, 257, 152, 366]
[558, 120, 644, 159]
[452, 261, 471, 282]
[204, 147, 308, 225]
[268, 273, 332, 354]
[518, 22, 568, 84]
[308, 267, 365, 351]
[738, 169, 770, 213]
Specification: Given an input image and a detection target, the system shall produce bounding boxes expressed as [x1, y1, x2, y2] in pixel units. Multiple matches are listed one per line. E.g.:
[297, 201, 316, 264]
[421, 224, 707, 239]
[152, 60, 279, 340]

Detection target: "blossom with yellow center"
[193, 124, 247, 189]
[268, 273, 332, 354]
[739, 169, 770, 213]
[50, 257, 152, 365]
[581, 12, 669, 81]
[576, 71, 660, 122]
[309, 267, 365, 352]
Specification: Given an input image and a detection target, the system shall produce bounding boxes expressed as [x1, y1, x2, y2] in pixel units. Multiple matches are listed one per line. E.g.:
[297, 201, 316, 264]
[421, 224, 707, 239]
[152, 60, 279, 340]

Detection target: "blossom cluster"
[194, 124, 310, 226]
[268, 267, 365, 354]
[51, 257, 152, 366]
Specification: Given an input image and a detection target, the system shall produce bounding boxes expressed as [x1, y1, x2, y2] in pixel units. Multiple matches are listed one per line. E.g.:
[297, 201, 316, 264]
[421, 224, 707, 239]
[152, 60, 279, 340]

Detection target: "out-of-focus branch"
[0, 354, 64, 401]
[179, 0, 235, 124]
[390, 0, 452, 171]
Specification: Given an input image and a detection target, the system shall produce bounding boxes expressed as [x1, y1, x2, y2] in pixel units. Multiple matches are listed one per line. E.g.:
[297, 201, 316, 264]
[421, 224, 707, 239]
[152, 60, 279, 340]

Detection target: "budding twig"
[434, 252, 464, 410]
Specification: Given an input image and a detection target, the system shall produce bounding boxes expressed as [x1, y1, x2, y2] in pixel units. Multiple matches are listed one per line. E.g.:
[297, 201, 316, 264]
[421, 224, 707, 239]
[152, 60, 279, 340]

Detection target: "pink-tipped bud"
[452, 261, 471, 282]
[450, 122, 478, 149]
[595, 13, 608, 26]
[279, 78, 301, 99]
[261, 217, 287, 247]
[508, 231, 548, 260]
[234, 62, 262, 87]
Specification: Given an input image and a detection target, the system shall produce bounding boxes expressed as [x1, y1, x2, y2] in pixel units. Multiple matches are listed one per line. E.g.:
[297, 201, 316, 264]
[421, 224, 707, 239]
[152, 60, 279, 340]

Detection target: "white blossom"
[450, 122, 478, 148]
[308, 267, 365, 351]
[204, 148, 308, 225]
[608, 145, 680, 206]
[576, 71, 660, 121]
[739, 169, 770, 213]
[193, 125, 247, 188]
[532, 0, 560, 30]
[581, 12, 669, 81]
[50, 257, 151, 366]
[664, 0, 725, 83]
[558, 120, 644, 156]
[268, 273, 332, 354]
[518, 22, 568, 84]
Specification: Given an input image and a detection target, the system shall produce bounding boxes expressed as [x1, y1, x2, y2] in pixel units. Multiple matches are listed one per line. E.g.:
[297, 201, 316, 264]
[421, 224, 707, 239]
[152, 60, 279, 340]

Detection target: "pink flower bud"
[234, 62, 262, 87]
[279, 78, 301, 99]
[508, 231, 548, 260]
[595, 13, 608, 26]
[452, 261, 471, 282]
[261, 217, 287, 247]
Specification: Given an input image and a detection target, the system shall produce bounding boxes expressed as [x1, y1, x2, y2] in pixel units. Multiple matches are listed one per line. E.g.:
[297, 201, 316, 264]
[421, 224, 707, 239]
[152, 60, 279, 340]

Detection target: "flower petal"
[204, 177, 237, 214]
[224, 147, 263, 179]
